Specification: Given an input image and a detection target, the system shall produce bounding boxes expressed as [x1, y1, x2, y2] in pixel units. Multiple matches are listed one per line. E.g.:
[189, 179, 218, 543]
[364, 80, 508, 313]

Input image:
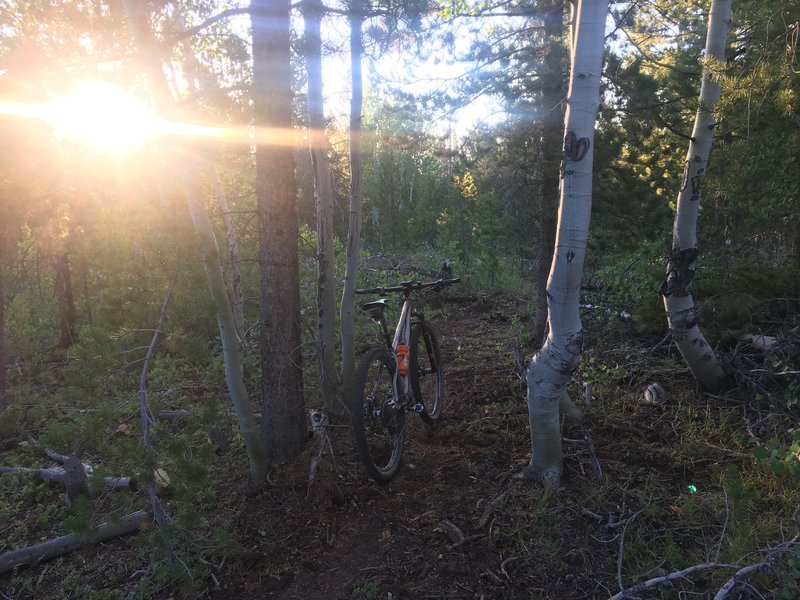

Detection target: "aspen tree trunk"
[340, 0, 365, 411]
[569, 0, 578, 57]
[526, 0, 608, 487]
[252, 0, 308, 464]
[531, 0, 568, 350]
[660, 0, 730, 393]
[211, 167, 245, 341]
[183, 170, 271, 483]
[178, 24, 246, 345]
[120, 0, 271, 484]
[303, 0, 342, 416]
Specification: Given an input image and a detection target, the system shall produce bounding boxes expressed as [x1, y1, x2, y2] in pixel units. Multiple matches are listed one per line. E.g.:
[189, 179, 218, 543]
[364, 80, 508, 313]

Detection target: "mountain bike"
[351, 278, 460, 482]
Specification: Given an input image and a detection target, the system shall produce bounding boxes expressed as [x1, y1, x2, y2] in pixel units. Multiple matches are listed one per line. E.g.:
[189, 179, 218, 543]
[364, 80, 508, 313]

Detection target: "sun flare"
[0, 79, 307, 153]
[48, 81, 160, 153]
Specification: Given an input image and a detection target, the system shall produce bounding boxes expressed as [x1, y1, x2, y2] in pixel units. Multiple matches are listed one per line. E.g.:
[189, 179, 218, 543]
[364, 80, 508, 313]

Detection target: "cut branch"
[713, 541, 798, 600]
[609, 562, 737, 600]
[0, 510, 149, 573]
[0, 467, 137, 492]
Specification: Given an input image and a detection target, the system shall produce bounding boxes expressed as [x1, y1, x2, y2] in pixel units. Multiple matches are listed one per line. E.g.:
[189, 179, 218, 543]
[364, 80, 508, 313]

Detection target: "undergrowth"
[1, 271, 799, 598]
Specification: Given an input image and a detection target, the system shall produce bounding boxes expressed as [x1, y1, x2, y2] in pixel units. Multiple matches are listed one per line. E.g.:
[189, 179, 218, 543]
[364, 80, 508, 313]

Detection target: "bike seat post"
[360, 299, 393, 349]
[379, 314, 392, 350]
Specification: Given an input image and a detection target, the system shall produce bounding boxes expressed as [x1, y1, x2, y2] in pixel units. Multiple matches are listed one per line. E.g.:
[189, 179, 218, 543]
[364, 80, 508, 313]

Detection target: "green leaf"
[753, 446, 771, 460]
[765, 437, 781, 451]
[771, 461, 786, 476]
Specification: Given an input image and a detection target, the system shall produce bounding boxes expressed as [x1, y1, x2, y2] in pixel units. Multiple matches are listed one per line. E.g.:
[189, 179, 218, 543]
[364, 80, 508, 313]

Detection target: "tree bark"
[61, 457, 90, 503]
[660, 0, 730, 393]
[340, 0, 365, 416]
[183, 171, 271, 482]
[0, 510, 149, 573]
[120, 0, 271, 483]
[526, 0, 608, 487]
[211, 167, 245, 341]
[531, 0, 567, 350]
[0, 467, 136, 492]
[303, 0, 342, 417]
[252, 0, 308, 464]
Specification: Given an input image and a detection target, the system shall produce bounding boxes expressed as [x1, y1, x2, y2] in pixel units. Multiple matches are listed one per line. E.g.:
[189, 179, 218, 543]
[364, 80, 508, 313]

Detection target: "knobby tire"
[410, 321, 444, 425]
[352, 347, 405, 482]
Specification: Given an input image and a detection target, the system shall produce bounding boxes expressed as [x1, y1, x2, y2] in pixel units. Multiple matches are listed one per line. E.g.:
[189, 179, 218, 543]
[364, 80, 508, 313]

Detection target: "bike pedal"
[408, 403, 426, 413]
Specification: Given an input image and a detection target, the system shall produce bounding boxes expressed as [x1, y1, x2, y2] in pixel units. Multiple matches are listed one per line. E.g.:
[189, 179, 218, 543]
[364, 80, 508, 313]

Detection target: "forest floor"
[2, 293, 800, 599]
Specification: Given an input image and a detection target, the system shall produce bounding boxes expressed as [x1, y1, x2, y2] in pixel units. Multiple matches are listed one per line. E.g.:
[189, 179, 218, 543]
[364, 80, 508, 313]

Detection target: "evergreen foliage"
[0, 0, 799, 594]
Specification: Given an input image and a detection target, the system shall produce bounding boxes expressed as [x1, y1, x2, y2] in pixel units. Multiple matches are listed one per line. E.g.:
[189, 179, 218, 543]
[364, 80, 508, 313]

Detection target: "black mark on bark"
[564, 131, 590, 163]
[680, 161, 705, 202]
[660, 248, 699, 298]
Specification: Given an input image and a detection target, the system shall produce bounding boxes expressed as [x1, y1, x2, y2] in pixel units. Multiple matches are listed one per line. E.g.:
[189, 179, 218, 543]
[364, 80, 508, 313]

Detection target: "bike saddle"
[360, 299, 388, 321]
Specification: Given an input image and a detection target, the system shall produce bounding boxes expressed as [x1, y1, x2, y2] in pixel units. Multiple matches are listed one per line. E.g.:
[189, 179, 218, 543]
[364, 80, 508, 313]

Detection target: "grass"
[2, 291, 799, 598]
[552, 297, 800, 597]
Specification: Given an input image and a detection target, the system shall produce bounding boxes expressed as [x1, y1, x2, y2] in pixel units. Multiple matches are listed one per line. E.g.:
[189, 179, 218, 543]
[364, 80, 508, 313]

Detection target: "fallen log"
[154, 409, 193, 421]
[0, 466, 64, 482]
[62, 457, 89, 503]
[0, 467, 137, 492]
[0, 510, 149, 573]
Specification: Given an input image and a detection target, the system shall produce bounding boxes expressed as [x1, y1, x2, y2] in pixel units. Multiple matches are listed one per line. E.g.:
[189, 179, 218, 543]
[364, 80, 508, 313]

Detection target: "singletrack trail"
[212, 297, 562, 599]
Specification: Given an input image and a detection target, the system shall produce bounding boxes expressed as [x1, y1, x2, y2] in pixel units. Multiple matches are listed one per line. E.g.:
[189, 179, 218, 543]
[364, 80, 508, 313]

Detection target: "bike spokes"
[410, 321, 445, 424]
[352, 348, 405, 481]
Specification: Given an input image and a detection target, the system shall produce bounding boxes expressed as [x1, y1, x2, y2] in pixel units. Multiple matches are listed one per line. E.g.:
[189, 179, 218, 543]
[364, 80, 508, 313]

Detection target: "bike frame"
[351, 277, 459, 481]
[390, 294, 414, 408]
[356, 278, 459, 413]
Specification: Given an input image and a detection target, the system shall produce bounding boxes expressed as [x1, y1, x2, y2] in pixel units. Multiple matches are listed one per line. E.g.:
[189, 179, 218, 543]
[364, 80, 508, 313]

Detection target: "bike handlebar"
[355, 278, 460, 296]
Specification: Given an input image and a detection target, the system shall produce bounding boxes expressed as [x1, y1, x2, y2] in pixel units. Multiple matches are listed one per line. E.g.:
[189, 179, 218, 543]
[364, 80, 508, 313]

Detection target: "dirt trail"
[214, 298, 555, 599]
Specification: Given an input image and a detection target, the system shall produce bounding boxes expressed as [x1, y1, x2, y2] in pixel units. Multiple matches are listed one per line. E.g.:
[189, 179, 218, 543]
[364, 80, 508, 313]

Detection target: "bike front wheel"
[410, 321, 444, 425]
[352, 347, 405, 482]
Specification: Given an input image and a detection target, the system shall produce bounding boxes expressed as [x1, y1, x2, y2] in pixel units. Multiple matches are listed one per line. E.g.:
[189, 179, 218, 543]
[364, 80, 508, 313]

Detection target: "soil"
[214, 296, 551, 600]
[2, 294, 799, 599]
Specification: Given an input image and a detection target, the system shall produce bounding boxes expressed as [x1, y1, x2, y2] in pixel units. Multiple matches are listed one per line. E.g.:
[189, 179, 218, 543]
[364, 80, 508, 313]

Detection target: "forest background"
[0, 0, 799, 598]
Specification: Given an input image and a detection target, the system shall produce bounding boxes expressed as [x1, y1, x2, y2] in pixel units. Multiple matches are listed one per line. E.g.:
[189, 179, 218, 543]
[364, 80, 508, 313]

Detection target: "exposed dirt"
[212, 297, 550, 600]
[3, 294, 799, 599]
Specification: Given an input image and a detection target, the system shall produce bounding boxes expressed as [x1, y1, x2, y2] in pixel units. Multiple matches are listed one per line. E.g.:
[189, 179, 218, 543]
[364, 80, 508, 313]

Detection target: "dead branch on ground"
[0, 510, 149, 573]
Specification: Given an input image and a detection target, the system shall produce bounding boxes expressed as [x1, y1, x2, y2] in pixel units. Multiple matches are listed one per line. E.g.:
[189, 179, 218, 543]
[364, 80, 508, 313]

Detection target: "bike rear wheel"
[352, 347, 405, 482]
[410, 321, 444, 425]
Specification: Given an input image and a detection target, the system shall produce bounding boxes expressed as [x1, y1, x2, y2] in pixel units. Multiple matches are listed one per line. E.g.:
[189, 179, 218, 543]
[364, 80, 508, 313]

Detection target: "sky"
[317, 10, 509, 139]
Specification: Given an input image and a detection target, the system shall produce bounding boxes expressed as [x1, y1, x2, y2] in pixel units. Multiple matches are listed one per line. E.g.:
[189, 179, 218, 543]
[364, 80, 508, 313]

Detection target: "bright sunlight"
[0, 79, 303, 152]
[48, 80, 159, 153]
[0, 80, 161, 154]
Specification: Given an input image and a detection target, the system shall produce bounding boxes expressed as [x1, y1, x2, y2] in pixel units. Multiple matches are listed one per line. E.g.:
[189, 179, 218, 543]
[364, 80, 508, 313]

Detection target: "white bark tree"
[340, 0, 365, 413]
[531, 0, 568, 351]
[303, 0, 342, 417]
[660, 0, 731, 393]
[211, 166, 245, 343]
[120, 0, 271, 484]
[525, 0, 608, 487]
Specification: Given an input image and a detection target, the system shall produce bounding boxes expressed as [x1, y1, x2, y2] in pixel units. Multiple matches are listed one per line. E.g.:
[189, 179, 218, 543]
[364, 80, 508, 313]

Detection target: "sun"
[0, 80, 304, 153]
[48, 80, 161, 153]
